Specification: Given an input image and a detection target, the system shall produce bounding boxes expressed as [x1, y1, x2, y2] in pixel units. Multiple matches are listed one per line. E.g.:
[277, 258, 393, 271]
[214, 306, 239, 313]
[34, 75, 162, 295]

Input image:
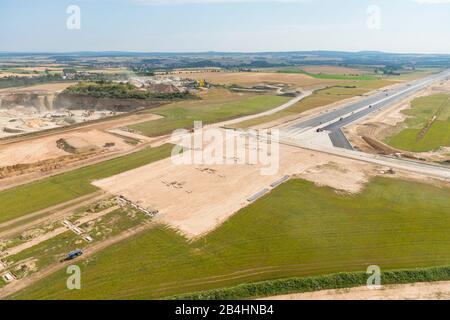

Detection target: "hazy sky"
[1, 0, 450, 53]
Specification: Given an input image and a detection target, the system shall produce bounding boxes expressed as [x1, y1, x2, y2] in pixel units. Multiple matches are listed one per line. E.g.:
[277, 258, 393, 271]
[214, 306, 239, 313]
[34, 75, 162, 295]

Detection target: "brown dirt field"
[263, 281, 450, 300]
[297, 161, 370, 194]
[0, 129, 133, 167]
[93, 130, 378, 239]
[186, 71, 335, 88]
[0, 113, 162, 147]
[0, 113, 163, 190]
[301, 65, 370, 75]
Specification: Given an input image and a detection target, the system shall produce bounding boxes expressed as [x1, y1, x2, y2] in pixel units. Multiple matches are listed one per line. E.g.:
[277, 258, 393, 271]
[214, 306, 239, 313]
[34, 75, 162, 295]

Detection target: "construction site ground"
[92, 128, 439, 239]
[1, 72, 449, 300]
[0, 113, 163, 191]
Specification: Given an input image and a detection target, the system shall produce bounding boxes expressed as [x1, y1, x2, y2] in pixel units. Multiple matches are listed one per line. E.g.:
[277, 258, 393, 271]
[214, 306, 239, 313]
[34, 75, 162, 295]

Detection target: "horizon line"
[1, 50, 450, 56]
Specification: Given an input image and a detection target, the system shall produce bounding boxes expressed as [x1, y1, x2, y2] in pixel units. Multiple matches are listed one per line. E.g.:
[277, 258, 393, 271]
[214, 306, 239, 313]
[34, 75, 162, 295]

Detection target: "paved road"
[215, 90, 313, 128]
[328, 129, 353, 149]
[282, 69, 450, 149]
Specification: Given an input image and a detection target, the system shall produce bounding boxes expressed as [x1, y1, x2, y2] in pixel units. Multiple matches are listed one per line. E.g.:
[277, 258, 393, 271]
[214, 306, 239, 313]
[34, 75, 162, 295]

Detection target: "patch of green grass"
[12, 177, 450, 300]
[128, 94, 290, 137]
[0, 144, 173, 224]
[385, 94, 450, 152]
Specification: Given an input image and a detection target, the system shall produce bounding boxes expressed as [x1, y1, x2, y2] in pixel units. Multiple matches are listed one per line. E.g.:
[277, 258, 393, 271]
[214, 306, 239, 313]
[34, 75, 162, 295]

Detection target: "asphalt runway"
[282, 70, 450, 149]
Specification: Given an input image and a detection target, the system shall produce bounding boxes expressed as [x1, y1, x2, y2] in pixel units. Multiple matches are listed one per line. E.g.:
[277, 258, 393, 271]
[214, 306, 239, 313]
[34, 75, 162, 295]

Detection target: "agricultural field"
[273, 67, 440, 82]
[387, 68, 443, 81]
[300, 65, 372, 75]
[384, 94, 450, 152]
[184, 71, 336, 88]
[0, 66, 130, 78]
[11, 177, 450, 300]
[0, 144, 173, 224]
[128, 90, 290, 137]
[276, 68, 378, 81]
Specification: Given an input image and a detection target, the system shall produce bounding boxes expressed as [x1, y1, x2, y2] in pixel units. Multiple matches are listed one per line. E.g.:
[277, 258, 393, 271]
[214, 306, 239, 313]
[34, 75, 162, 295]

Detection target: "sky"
[1, 0, 450, 53]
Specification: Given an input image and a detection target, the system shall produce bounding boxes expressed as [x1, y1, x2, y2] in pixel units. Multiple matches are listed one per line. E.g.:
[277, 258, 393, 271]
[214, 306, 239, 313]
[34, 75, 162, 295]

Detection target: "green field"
[277, 69, 378, 81]
[385, 94, 450, 152]
[387, 68, 442, 81]
[236, 80, 394, 128]
[0, 144, 173, 224]
[128, 93, 290, 137]
[12, 177, 450, 300]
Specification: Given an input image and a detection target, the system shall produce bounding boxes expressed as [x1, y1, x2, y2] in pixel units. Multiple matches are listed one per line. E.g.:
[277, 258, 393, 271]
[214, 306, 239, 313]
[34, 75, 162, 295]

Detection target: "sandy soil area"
[0, 113, 163, 191]
[93, 130, 378, 238]
[263, 281, 450, 300]
[186, 71, 335, 88]
[0, 112, 162, 160]
[0, 129, 133, 167]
